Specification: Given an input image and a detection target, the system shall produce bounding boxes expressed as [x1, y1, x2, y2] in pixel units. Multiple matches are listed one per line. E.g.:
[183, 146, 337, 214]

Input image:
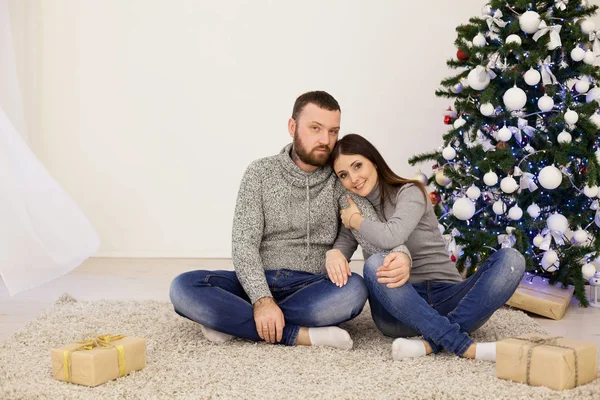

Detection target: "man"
[169, 91, 411, 349]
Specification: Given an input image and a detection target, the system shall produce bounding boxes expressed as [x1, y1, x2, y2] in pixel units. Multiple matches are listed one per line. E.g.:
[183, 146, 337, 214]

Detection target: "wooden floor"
[2, 258, 600, 352]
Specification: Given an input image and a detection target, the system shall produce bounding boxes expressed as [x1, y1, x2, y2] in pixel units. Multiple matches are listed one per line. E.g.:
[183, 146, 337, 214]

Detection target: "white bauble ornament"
[500, 176, 519, 194]
[482, 4, 492, 15]
[533, 234, 544, 247]
[497, 125, 513, 142]
[453, 117, 466, 129]
[493, 200, 507, 215]
[581, 19, 596, 35]
[524, 68, 541, 86]
[503, 86, 527, 111]
[451, 83, 463, 93]
[547, 213, 569, 234]
[571, 47, 586, 62]
[576, 79, 590, 94]
[411, 171, 428, 185]
[453, 197, 476, 220]
[586, 87, 600, 103]
[519, 11, 541, 34]
[537, 95, 554, 112]
[473, 33, 487, 47]
[541, 250, 559, 271]
[466, 185, 481, 200]
[483, 171, 499, 186]
[538, 165, 563, 189]
[506, 34, 522, 46]
[590, 113, 600, 129]
[435, 169, 452, 186]
[564, 109, 579, 125]
[584, 50, 596, 65]
[527, 203, 541, 218]
[442, 146, 457, 160]
[573, 229, 589, 244]
[467, 68, 491, 91]
[582, 263, 597, 280]
[584, 185, 599, 198]
[557, 131, 572, 144]
[508, 205, 523, 220]
[480, 103, 495, 116]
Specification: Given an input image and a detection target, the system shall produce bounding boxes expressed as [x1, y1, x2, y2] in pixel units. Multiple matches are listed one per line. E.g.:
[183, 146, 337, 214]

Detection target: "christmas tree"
[409, 0, 600, 305]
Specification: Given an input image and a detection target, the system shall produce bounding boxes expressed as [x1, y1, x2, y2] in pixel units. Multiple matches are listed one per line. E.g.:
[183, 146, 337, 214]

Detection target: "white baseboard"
[92, 251, 229, 259]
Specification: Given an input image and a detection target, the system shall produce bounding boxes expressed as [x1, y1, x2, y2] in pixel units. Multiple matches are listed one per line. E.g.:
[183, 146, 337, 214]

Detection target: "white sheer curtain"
[0, 0, 100, 296]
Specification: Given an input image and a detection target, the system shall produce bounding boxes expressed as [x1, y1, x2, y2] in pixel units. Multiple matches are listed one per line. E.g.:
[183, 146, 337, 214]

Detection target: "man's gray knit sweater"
[231, 144, 410, 304]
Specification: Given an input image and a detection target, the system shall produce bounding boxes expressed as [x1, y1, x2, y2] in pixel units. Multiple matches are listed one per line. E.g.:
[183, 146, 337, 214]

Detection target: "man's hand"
[376, 252, 411, 288]
[326, 249, 351, 286]
[253, 297, 285, 343]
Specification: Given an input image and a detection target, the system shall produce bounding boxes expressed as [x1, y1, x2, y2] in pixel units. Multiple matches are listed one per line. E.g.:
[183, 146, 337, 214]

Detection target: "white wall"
[13, 0, 600, 258]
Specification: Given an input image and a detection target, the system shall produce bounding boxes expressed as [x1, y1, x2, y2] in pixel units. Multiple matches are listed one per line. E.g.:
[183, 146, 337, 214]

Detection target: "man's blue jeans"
[364, 248, 526, 356]
[169, 269, 368, 346]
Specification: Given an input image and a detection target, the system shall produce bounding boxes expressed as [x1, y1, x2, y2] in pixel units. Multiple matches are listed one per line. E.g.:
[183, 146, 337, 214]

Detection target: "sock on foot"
[392, 338, 427, 360]
[308, 326, 353, 350]
[201, 325, 233, 343]
[474, 342, 496, 362]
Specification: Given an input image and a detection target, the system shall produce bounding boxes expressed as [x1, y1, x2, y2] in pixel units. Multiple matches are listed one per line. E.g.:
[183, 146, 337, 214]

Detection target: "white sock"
[308, 326, 353, 350]
[200, 325, 233, 343]
[392, 338, 427, 360]
[474, 342, 496, 362]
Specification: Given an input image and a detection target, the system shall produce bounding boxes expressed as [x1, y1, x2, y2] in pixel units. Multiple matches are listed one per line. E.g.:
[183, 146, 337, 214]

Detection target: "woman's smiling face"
[333, 154, 378, 196]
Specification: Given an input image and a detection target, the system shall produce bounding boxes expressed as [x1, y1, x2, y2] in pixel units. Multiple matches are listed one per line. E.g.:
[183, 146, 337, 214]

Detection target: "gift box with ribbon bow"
[497, 334, 597, 390]
[51, 334, 146, 387]
[505, 272, 574, 320]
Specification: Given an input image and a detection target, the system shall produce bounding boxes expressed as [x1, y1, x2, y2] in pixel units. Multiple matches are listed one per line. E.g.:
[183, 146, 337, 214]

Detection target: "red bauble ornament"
[429, 191, 441, 205]
[444, 115, 452, 125]
[456, 49, 469, 61]
[451, 255, 457, 263]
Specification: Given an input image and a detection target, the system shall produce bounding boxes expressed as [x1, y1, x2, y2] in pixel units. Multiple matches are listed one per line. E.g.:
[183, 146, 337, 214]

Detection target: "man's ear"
[288, 118, 296, 138]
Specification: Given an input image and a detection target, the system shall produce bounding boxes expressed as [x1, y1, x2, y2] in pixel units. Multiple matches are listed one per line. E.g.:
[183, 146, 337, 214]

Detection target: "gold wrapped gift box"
[497, 334, 597, 391]
[51, 334, 146, 387]
[505, 273, 574, 320]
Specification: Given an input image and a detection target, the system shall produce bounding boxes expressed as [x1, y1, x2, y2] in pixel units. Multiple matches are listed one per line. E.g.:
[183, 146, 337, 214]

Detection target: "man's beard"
[293, 128, 331, 167]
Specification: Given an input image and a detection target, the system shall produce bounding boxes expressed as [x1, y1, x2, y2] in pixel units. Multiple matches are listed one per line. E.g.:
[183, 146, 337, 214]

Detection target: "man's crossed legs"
[170, 268, 368, 348]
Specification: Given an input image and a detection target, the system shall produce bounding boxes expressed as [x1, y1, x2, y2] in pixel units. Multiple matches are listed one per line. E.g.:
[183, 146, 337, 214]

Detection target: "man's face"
[288, 103, 341, 170]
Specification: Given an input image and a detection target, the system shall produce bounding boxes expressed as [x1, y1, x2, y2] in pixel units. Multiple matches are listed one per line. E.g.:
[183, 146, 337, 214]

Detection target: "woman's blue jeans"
[169, 269, 368, 346]
[364, 248, 526, 356]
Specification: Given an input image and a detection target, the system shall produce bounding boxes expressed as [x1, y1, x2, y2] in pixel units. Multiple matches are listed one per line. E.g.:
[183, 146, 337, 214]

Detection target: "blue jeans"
[169, 269, 368, 346]
[364, 248, 526, 356]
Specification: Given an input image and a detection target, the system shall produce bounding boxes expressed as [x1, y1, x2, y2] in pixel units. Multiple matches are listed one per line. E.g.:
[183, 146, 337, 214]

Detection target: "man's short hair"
[291, 91, 341, 120]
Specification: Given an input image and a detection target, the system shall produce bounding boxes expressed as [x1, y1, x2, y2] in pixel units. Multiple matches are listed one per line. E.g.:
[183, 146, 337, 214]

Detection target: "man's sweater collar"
[277, 143, 333, 188]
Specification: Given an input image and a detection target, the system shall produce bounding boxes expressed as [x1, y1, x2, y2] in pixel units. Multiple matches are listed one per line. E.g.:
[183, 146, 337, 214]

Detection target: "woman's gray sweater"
[335, 182, 462, 284]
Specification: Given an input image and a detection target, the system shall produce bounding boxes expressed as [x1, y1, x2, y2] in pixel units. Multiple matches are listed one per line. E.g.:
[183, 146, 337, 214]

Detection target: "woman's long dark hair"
[330, 134, 428, 208]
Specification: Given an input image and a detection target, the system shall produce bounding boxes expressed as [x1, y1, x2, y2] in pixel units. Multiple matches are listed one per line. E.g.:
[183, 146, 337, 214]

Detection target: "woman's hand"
[325, 249, 351, 287]
[340, 196, 364, 230]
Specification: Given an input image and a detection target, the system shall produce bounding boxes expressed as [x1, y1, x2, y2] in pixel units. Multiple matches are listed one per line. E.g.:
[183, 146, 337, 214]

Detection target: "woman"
[326, 134, 525, 361]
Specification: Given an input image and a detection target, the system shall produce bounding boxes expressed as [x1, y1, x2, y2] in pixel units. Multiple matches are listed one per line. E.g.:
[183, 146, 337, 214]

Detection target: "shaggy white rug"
[1, 294, 598, 399]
